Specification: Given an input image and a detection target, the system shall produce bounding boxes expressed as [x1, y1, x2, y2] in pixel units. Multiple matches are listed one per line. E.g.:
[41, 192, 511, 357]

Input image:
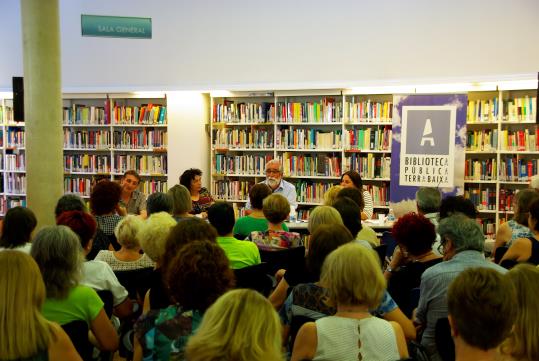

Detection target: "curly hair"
[179, 168, 202, 191]
[392, 213, 436, 256]
[0, 207, 37, 248]
[165, 240, 234, 312]
[56, 210, 98, 249]
[161, 217, 218, 276]
[90, 180, 122, 215]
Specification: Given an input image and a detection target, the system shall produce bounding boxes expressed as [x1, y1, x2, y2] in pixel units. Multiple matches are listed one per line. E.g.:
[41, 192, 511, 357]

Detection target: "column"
[20, 0, 63, 227]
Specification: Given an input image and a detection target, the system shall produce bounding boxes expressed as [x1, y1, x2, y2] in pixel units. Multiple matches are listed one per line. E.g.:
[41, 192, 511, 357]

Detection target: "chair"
[407, 287, 421, 318]
[435, 317, 455, 361]
[62, 320, 93, 361]
[259, 246, 306, 276]
[233, 262, 273, 296]
[380, 231, 398, 259]
[96, 290, 114, 318]
[288, 315, 315, 351]
[494, 246, 509, 264]
[373, 244, 388, 268]
[114, 267, 154, 303]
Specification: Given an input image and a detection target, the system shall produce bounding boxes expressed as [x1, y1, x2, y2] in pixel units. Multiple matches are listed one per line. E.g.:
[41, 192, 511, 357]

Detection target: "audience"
[208, 201, 261, 269]
[340, 170, 373, 220]
[145, 192, 173, 216]
[134, 240, 234, 360]
[233, 183, 288, 238]
[57, 210, 132, 318]
[291, 243, 409, 361]
[186, 289, 283, 361]
[495, 189, 539, 256]
[448, 268, 516, 361]
[0, 206, 37, 253]
[500, 198, 539, 266]
[180, 168, 214, 218]
[322, 184, 343, 207]
[31, 225, 119, 352]
[249, 194, 301, 249]
[55, 193, 87, 218]
[500, 264, 539, 361]
[332, 196, 372, 249]
[416, 187, 442, 227]
[95, 215, 155, 271]
[415, 214, 506, 361]
[385, 213, 442, 317]
[119, 170, 147, 218]
[337, 187, 379, 246]
[439, 195, 478, 220]
[167, 184, 194, 221]
[0, 251, 81, 361]
[307, 205, 343, 234]
[90, 180, 124, 252]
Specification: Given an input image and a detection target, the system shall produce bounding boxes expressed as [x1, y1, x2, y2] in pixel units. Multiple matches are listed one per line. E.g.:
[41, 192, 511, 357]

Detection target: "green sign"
[81, 15, 151, 39]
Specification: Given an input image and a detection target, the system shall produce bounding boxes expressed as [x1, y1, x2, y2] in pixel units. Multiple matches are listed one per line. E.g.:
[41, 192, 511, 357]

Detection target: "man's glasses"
[265, 169, 280, 174]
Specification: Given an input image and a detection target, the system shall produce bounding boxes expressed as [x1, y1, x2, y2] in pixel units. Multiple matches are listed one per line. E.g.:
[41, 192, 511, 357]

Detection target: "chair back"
[87, 229, 118, 260]
[373, 244, 388, 268]
[96, 290, 114, 318]
[494, 246, 509, 264]
[380, 231, 398, 259]
[61, 320, 93, 361]
[233, 262, 273, 296]
[289, 315, 315, 351]
[259, 246, 306, 276]
[435, 317, 455, 361]
[114, 267, 154, 303]
[407, 287, 421, 318]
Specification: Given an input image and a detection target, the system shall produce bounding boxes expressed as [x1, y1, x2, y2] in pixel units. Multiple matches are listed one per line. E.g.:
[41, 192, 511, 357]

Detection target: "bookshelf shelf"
[213, 148, 274, 152]
[276, 148, 342, 152]
[464, 180, 497, 184]
[212, 173, 264, 178]
[284, 175, 341, 180]
[345, 121, 392, 126]
[63, 124, 110, 128]
[275, 122, 343, 126]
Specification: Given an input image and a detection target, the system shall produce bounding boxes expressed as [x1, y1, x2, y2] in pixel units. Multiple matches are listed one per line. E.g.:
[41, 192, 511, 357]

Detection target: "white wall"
[1, 0, 539, 91]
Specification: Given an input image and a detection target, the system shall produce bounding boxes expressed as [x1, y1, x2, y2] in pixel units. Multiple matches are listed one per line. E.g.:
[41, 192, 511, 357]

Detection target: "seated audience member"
[494, 189, 539, 255]
[250, 194, 301, 249]
[385, 213, 443, 317]
[95, 215, 155, 271]
[233, 183, 288, 238]
[439, 195, 478, 220]
[167, 184, 194, 221]
[291, 243, 409, 361]
[0, 206, 37, 253]
[134, 240, 234, 361]
[208, 202, 261, 269]
[448, 268, 516, 361]
[119, 170, 147, 218]
[332, 196, 372, 249]
[340, 170, 373, 220]
[90, 180, 124, 252]
[180, 168, 214, 218]
[138, 212, 178, 311]
[145, 192, 173, 216]
[416, 187, 442, 227]
[0, 251, 81, 361]
[31, 226, 119, 352]
[500, 198, 539, 266]
[57, 210, 132, 318]
[500, 264, 539, 361]
[186, 289, 283, 361]
[415, 214, 506, 361]
[55, 193, 87, 218]
[323, 185, 343, 207]
[307, 205, 343, 234]
[337, 187, 379, 246]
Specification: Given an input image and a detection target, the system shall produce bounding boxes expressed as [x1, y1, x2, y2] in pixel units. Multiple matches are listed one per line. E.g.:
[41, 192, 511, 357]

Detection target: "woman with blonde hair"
[500, 264, 539, 361]
[323, 185, 343, 207]
[167, 184, 194, 221]
[291, 243, 408, 361]
[186, 289, 283, 361]
[307, 205, 343, 234]
[0, 251, 81, 361]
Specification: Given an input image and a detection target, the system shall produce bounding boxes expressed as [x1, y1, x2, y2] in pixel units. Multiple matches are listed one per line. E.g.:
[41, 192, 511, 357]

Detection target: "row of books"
[212, 129, 274, 149]
[64, 130, 110, 149]
[344, 127, 392, 151]
[499, 158, 538, 182]
[276, 129, 342, 149]
[64, 177, 92, 196]
[466, 130, 498, 151]
[280, 154, 342, 177]
[365, 184, 390, 206]
[477, 218, 496, 237]
[275, 99, 343, 123]
[464, 158, 497, 181]
[465, 187, 496, 211]
[499, 189, 516, 212]
[499, 128, 539, 152]
[467, 98, 499, 122]
[114, 155, 167, 175]
[213, 154, 272, 175]
[295, 181, 334, 203]
[7, 129, 24, 148]
[64, 155, 111, 173]
[112, 129, 168, 149]
[111, 103, 167, 125]
[0, 106, 13, 122]
[6, 173, 25, 194]
[63, 104, 107, 124]
[344, 154, 391, 179]
[141, 179, 168, 194]
[503, 96, 537, 122]
[212, 180, 251, 201]
[212, 102, 275, 123]
[5, 154, 25, 171]
[344, 99, 393, 123]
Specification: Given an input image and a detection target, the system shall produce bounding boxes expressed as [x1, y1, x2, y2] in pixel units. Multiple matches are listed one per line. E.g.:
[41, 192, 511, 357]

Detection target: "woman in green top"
[31, 225, 119, 354]
[233, 183, 288, 239]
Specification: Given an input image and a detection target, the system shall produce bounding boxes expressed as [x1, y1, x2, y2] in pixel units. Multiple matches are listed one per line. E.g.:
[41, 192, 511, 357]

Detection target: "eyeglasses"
[265, 169, 280, 174]
[437, 238, 447, 255]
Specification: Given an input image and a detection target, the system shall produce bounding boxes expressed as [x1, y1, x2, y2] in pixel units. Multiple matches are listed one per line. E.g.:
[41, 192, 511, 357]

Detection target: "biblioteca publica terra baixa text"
[403, 155, 450, 183]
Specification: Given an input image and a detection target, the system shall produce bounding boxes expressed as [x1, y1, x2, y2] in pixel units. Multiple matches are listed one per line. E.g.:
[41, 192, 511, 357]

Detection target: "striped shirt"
[362, 190, 374, 219]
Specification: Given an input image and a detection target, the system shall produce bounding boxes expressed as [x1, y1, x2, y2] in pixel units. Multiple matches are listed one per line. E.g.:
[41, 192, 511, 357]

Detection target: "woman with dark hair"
[0, 206, 37, 253]
[134, 240, 234, 360]
[90, 180, 124, 251]
[340, 170, 374, 220]
[179, 168, 214, 218]
[500, 198, 539, 265]
[384, 213, 443, 317]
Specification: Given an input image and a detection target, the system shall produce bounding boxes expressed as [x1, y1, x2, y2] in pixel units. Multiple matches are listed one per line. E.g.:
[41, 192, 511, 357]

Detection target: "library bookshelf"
[210, 87, 537, 235]
[0, 93, 168, 215]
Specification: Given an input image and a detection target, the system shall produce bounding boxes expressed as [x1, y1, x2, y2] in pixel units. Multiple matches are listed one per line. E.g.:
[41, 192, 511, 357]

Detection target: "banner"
[390, 94, 467, 205]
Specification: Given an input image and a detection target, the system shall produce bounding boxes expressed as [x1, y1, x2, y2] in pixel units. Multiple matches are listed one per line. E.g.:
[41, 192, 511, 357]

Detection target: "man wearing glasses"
[246, 159, 297, 210]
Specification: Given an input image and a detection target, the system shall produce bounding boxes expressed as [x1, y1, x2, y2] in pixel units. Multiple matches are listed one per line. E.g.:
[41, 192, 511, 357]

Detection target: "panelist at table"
[246, 159, 297, 210]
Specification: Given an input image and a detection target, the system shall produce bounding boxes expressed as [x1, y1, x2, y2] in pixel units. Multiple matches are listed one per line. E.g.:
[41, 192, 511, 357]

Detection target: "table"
[285, 220, 394, 231]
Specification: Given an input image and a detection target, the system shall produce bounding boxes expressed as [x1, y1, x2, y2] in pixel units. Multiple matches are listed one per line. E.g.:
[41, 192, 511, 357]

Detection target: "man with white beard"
[246, 159, 297, 210]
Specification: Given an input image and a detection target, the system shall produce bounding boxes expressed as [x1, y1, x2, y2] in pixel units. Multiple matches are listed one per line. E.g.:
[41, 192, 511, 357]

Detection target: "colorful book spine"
[212, 180, 253, 201]
[464, 186, 497, 210]
[503, 96, 537, 122]
[499, 127, 539, 151]
[212, 128, 274, 149]
[114, 154, 167, 175]
[279, 153, 342, 177]
[295, 181, 335, 203]
[344, 98, 393, 123]
[365, 184, 390, 206]
[499, 157, 538, 181]
[7, 129, 25, 148]
[499, 188, 516, 212]
[276, 128, 342, 149]
[63, 154, 111, 173]
[344, 154, 391, 179]
[5, 154, 25, 171]
[344, 126, 392, 151]
[141, 179, 168, 194]
[112, 129, 168, 149]
[213, 154, 272, 175]
[467, 98, 499, 122]
[64, 177, 92, 196]
[63, 104, 107, 125]
[276, 98, 343, 123]
[213, 102, 275, 123]
[466, 129, 498, 151]
[464, 158, 497, 181]
[63, 129, 111, 149]
[112, 103, 167, 125]
[6, 173, 26, 194]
